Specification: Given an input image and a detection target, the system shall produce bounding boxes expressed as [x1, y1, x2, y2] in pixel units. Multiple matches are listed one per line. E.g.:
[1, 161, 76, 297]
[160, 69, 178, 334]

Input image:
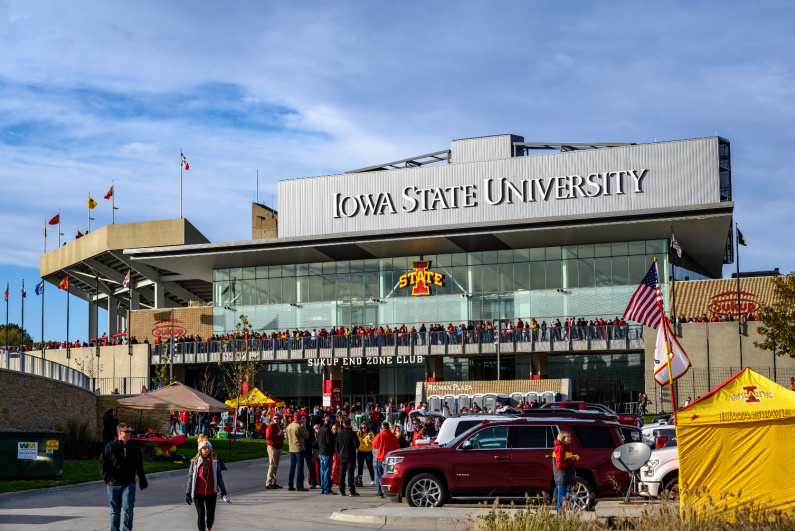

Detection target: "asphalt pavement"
[0, 457, 463, 531]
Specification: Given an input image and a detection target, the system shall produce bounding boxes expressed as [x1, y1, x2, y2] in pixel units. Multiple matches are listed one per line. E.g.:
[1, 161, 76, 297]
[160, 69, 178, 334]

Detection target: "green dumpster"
[0, 429, 65, 479]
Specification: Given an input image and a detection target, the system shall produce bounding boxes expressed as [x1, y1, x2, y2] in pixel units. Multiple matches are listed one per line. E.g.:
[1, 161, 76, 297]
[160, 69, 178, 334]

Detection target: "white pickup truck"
[639, 446, 679, 498]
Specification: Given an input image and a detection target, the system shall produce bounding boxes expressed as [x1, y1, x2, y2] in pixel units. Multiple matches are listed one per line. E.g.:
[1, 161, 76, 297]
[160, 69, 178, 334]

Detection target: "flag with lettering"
[623, 262, 665, 329]
[58, 277, 69, 290]
[671, 232, 682, 258]
[87, 196, 97, 209]
[35, 281, 44, 296]
[48, 214, 60, 225]
[653, 318, 692, 385]
[181, 153, 189, 170]
[104, 186, 114, 200]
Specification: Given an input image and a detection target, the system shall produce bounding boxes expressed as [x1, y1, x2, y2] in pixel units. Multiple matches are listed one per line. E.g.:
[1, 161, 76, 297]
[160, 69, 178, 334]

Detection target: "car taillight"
[656, 436, 668, 449]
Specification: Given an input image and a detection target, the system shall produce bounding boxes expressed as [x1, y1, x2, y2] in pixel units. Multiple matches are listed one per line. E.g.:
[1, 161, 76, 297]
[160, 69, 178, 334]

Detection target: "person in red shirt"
[186, 437, 226, 531]
[372, 421, 400, 498]
[552, 431, 578, 511]
[265, 413, 285, 489]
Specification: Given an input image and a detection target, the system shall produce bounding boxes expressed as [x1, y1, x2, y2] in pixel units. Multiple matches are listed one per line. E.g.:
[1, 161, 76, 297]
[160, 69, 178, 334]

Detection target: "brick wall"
[129, 306, 213, 343]
[0, 369, 98, 434]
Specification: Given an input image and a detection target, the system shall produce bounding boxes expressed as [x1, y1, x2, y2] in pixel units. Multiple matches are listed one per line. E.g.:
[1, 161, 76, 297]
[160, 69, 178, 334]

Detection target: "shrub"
[64, 419, 103, 460]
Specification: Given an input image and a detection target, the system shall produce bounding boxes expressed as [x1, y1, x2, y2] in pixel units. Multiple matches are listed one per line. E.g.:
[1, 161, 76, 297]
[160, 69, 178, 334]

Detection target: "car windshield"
[439, 422, 484, 447]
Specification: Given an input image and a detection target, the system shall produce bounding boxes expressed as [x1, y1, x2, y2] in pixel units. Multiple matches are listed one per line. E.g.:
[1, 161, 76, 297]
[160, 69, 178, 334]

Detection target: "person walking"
[264, 413, 284, 489]
[186, 437, 227, 531]
[336, 418, 360, 496]
[552, 431, 578, 512]
[284, 413, 309, 491]
[355, 423, 375, 487]
[99, 423, 148, 531]
[317, 416, 337, 494]
[371, 421, 400, 498]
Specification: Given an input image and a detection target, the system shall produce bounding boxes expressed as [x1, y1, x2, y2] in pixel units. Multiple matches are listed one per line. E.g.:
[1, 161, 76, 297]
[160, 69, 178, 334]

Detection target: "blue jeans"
[376, 459, 385, 495]
[170, 423, 178, 436]
[288, 452, 304, 488]
[107, 483, 135, 531]
[556, 484, 572, 511]
[319, 455, 333, 492]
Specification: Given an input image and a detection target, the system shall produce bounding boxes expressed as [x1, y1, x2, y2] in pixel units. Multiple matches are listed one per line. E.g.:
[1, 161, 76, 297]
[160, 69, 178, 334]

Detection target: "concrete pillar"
[107, 296, 118, 337]
[322, 361, 342, 409]
[424, 356, 444, 382]
[129, 289, 140, 311]
[88, 299, 98, 342]
[530, 352, 549, 379]
[154, 283, 165, 309]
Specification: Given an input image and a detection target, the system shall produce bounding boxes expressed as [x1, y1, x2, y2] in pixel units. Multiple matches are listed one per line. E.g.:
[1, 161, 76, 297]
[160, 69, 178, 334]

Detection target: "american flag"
[623, 262, 664, 329]
[181, 153, 189, 170]
[671, 232, 682, 258]
[123, 270, 131, 288]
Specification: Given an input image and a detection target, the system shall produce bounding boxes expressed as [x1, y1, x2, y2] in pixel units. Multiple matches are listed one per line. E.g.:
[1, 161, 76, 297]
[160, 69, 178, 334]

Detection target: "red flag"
[48, 214, 60, 225]
[76, 230, 84, 239]
[58, 277, 69, 290]
[3, 286, 7, 302]
[123, 270, 131, 288]
[104, 186, 114, 200]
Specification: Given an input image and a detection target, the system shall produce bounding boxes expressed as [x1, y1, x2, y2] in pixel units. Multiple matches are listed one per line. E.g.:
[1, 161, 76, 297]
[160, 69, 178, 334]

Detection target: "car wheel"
[405, 473, 448, 508]
[555, 476, 595, 511]
[662, 477, 679, 500]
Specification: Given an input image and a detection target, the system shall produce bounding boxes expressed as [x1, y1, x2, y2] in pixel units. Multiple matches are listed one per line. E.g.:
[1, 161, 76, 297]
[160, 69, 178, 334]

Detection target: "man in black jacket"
[98, 423, 147, 531]
[316, 416, 336, 494]
[335, 418, 359, 496]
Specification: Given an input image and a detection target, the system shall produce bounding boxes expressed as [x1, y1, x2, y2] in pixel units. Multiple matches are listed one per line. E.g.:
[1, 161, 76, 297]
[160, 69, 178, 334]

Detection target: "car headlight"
[384, 456, 404, 474]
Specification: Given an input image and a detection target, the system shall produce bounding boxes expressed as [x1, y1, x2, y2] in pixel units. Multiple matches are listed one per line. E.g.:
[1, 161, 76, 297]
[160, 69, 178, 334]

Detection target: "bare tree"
[195, 365, 217, 397]
[74, 347, 103, 378]
[217, 314, 264, 434]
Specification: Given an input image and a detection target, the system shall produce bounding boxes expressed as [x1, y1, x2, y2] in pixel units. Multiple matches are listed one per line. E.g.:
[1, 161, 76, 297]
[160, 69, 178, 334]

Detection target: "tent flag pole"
[664, 320, 677, 414]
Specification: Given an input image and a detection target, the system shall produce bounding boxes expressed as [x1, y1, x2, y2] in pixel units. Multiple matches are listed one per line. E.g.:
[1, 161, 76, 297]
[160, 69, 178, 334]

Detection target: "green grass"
[0, 436, 287, 494]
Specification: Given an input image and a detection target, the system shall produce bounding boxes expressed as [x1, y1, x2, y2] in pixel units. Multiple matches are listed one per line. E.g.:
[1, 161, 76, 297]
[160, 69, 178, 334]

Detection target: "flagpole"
[180, 149, 183, 219]
[58, 209, 62, 247]
[112, 179, 116, 224]
[44, 220, 47, 254]
[20, 280, 24, 349]
[41, 282, 45, 359]
[655, 259, 678, 415]
[66, 277, 70, 359]
[5, 282, 8, 352]
[670, 226, 676, 320]
[736, 222, 743, 369]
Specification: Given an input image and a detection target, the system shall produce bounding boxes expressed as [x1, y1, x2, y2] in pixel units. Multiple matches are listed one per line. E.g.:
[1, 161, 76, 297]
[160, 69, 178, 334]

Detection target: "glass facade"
[212, 239, 672, 333]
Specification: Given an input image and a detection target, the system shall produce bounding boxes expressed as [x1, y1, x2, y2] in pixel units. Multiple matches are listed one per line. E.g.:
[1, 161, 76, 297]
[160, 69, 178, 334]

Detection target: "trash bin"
[0, 429, 65, 479]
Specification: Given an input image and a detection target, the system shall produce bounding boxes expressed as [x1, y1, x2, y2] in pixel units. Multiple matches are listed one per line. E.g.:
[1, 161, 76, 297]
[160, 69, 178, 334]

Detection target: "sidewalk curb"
[0, 458, 267, 500]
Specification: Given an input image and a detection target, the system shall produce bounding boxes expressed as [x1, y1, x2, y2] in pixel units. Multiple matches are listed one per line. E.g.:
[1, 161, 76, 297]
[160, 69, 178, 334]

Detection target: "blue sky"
[1, 2, 793, 343]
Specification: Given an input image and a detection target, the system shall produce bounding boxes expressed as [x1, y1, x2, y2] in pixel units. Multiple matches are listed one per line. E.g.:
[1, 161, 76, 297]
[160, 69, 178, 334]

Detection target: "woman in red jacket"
[552, 431, 579, 511]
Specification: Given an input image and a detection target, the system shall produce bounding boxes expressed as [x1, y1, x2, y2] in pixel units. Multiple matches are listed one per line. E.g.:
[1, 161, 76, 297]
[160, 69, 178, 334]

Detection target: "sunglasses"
[121, 430, 133, 434]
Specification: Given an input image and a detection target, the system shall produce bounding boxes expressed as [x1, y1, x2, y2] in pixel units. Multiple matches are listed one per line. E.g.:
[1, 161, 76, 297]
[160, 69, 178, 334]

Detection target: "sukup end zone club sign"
[399, 261, 445, 296]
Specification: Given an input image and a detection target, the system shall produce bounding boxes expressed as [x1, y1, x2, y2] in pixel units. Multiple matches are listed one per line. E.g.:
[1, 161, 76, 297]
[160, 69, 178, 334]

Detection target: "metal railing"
[92, 377, 164, 395]
[0, 350, 92, 391]
[150, 324, 644, 364]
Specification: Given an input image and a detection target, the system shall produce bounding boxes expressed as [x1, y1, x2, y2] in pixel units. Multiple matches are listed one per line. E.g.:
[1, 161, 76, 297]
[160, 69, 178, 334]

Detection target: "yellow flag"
[87, 196, 97, 209]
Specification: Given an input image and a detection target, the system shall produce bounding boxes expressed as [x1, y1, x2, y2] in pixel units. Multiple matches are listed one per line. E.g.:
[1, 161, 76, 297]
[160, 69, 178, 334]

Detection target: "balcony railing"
[0, 351, 92, 391]
[149, 324, 644, 365]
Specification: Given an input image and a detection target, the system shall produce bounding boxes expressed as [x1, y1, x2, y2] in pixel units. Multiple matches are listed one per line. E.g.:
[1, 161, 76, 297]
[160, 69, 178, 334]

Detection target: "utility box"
[0, 429, 65, 479]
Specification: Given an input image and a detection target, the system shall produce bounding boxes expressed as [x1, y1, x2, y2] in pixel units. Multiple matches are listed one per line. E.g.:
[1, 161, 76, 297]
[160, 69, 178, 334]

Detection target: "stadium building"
[41, 134, 786, 411]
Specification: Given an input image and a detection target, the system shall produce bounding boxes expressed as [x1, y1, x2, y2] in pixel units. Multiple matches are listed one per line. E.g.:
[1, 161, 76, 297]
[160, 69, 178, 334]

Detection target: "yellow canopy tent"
[224, 387, 285, 408]
[678, 368, 795, 516]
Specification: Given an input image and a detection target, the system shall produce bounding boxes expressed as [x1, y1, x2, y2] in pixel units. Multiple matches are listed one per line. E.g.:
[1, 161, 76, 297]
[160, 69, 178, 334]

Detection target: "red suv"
[380, 416, 627, 508]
